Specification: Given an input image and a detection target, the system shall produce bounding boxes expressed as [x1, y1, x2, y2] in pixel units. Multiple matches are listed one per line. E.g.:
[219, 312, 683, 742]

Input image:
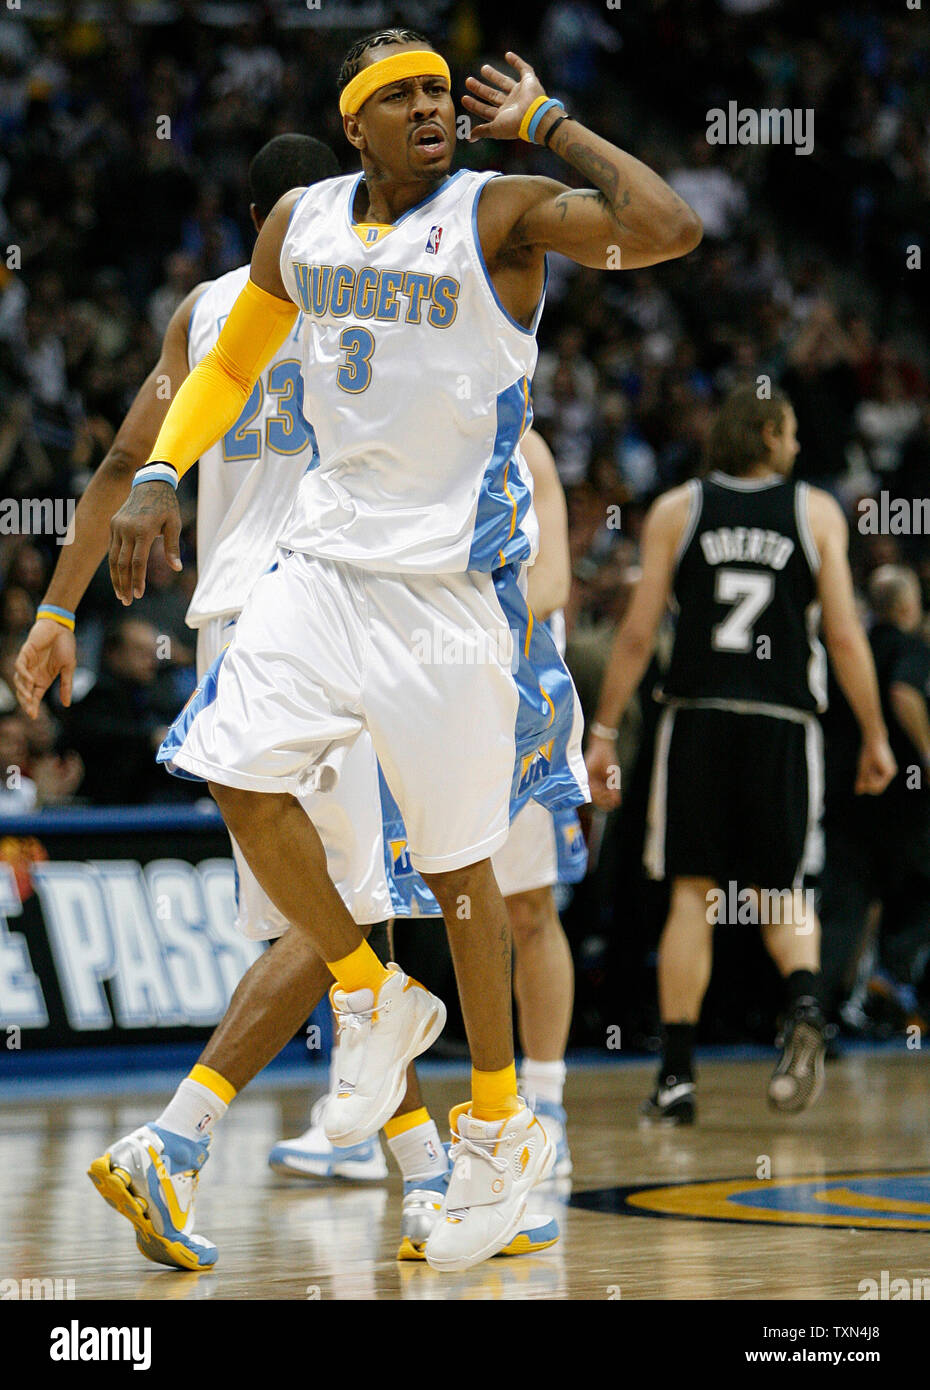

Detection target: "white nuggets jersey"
[186, 265, 318, 627]
[277, 169, 543, 574]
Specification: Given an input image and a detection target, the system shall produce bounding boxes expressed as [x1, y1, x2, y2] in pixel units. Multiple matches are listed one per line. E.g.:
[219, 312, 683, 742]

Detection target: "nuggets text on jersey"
[290, 263, 459, 327]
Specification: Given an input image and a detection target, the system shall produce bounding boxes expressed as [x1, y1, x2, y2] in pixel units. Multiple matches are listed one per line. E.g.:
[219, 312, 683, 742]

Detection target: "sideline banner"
[0, 805, 277, 1051]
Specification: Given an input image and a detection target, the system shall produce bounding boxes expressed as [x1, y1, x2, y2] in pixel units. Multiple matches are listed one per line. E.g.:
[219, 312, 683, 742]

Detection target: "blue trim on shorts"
[377, 768, 442, 917]
[553, 808, 588, 884]
[493, 562, 587, 820]
[157, 649, 227, 782]
[466, 377, 536, 572]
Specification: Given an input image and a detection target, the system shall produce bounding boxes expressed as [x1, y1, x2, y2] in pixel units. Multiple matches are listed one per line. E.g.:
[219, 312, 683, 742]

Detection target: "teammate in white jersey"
[17, 135, 558, 1266]
[107, 28, 702, 1271]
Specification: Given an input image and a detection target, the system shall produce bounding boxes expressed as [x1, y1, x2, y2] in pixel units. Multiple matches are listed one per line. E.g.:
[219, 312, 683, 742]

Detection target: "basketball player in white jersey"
[16, 136, 565, 1266]
[105, 29, 702, 1271]
[272, 430, 585, 1263]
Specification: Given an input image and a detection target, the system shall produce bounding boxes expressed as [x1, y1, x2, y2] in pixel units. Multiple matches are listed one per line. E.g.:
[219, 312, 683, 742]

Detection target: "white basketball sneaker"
[88, 1123, 217, 1271]
[324, 964, 446, 1147]
[268, 1096, 389, 1181]
[424, 1101, 555, 1272]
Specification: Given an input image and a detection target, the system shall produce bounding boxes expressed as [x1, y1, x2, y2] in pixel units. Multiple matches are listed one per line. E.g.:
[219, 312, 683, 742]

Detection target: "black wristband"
[543, 113, 571, 148]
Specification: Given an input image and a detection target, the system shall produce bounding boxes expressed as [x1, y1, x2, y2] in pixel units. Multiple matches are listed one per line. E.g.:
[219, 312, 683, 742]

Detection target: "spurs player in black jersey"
[587, 385, 896, 1122]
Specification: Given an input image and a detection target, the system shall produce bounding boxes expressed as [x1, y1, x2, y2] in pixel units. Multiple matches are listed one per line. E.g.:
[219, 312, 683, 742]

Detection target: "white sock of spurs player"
[154, 1064, 235, 1143]
[520, 1058, 566, 1110]
[384, 1108, 449, 1182]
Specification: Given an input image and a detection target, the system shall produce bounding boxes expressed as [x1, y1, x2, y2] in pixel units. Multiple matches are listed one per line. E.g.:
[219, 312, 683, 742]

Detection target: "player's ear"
[343, 114, 365, 152]
[250, 204, 262, 235]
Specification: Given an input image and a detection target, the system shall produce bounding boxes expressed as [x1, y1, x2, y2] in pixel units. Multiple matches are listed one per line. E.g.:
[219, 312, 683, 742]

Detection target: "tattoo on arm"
[499, 919, 512, 974]
[555, 187, 631, 230]
[553, 139, 633, 231]
[123, 481, 178, 521]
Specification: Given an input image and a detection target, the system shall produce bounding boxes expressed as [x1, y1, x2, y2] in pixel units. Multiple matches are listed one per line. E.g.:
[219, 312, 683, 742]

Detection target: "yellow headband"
[339, 50, 451, 117]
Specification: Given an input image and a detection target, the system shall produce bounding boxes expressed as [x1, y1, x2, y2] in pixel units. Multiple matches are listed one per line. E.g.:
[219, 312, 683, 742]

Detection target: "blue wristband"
[527, 97, 564, 145]
[37, 603, 76, 632]
[133, 463, 179, 489]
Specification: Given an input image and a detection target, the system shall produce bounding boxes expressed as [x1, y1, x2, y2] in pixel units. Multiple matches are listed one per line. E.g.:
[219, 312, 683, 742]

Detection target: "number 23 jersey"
[277, 169, 542, 575]
[186, 264, 318, 627]
[661, 472, 827, 713]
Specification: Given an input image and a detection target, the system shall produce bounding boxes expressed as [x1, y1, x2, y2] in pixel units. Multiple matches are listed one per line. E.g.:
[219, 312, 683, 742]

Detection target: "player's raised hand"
[14, 618, 77, 717]
[462, 52, 546, 142]
[585, 733, 622, 812]
[109, 479, 182, 604]
[855, 735, 897, 795]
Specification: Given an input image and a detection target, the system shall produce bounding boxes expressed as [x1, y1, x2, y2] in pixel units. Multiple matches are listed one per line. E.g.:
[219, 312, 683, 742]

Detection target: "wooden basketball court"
[2, 1051, 928, 1300]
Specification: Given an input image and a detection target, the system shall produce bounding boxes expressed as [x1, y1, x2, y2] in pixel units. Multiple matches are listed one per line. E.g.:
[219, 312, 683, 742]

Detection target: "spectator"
[667, 138, 748, 242]
[781, 300, 860, 490]
[64, 616, 188, 805]
[148, 251, 200, 341]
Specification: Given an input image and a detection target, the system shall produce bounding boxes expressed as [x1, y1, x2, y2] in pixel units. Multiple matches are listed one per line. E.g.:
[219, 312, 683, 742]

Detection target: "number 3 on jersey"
[336, 327, 375, 394]
[712, 567, 774, 652]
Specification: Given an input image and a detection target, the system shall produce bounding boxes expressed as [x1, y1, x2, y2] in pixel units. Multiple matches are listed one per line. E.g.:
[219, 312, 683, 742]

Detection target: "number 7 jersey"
[276, 169, 542, 574]
[661, 472, 828, 713]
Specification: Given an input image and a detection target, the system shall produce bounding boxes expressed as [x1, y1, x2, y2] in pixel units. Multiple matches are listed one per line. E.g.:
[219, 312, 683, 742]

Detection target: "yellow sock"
[326, 940, 392, 995]
[383, 1106, 430, 1140]
[189, 1063, 237, 1105]
[154, 1063, 236, 1141]
[471, 1063, 521, 1121]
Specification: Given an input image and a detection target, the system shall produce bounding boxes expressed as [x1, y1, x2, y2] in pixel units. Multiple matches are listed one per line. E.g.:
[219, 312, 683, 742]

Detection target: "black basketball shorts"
[643, 702, 824, 890]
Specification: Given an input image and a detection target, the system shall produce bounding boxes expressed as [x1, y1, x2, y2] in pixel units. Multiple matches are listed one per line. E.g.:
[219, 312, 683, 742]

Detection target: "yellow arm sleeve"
[145, 278, 299, 480]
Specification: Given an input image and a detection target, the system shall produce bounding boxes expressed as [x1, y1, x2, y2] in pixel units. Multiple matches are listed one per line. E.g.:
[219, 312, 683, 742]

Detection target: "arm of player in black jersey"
[585, 486, 692, 810]
[14, 285, 202, 717]
[808, 487, 897, 795]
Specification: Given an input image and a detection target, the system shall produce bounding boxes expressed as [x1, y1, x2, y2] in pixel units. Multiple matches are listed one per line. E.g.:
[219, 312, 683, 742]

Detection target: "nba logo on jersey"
[425, 224, 443, 254]
[390, 838, 414, 876]
[518, 741, 554, 794]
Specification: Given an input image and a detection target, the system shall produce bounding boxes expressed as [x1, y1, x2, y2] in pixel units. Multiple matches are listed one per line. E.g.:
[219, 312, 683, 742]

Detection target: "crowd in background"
[1, 0, 928, 1044]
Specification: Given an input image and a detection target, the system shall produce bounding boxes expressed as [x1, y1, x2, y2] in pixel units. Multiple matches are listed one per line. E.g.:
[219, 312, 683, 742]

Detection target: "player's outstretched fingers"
[58, 659, 73, 709]
[162, 510, 183, 574]
[13, 658, 38, 719]
[130, 533, 151, 600]
[110, 530, 133, 605]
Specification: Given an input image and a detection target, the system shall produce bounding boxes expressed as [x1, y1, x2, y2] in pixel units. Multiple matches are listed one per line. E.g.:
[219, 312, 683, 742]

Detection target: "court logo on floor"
[571, 1170, 930, 1232]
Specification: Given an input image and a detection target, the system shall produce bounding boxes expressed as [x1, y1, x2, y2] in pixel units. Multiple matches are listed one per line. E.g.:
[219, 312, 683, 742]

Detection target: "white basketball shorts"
[163, 550, 588, 878]
[189, 613, 433, 939]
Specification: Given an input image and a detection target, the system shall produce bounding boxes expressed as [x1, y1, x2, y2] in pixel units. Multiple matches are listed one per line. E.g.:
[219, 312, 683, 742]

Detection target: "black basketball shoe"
[768, 998, 826, 1113]
[640, 1075, 696, 1125]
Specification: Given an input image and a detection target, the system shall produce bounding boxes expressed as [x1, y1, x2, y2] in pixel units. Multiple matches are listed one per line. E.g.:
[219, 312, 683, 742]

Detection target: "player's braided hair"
[337, 28, 433, 94]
